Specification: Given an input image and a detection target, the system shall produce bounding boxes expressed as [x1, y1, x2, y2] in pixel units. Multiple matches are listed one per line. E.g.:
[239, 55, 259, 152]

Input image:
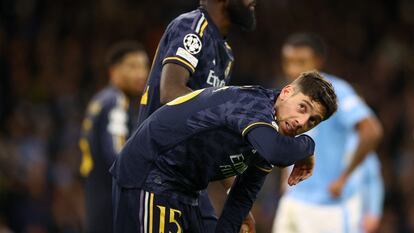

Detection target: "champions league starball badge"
[183, 34, 202, 55]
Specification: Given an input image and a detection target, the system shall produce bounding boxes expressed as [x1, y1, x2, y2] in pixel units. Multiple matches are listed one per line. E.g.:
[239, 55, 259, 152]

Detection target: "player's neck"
[201, 4, 231, 37]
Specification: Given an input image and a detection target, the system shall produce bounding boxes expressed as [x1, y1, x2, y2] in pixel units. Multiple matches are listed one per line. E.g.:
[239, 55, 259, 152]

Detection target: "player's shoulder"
[90, 86, 124, 111]
[174, 8, 203, 22]
[229, 85, 275, 99]
[168, 8, 204, 31]
[210, 85, 267, 95]
[168, 8, 217, 40]
[201, 86, 274, 108]
[223, 86, 276, 111]
[93, 86, 120, 103]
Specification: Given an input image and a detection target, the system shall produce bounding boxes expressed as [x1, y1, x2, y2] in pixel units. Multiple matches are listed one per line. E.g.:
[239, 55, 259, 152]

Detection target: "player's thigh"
[299, 201, 344, 233]
[112, 185, 141, 233]
[272, 195, 300, 233]
[272, 196, 344, 233]
[113, 186, 205, 233]
[142, 191, 205, 233]
[199, 190, 218, 232]
[344, 193, 363, 233]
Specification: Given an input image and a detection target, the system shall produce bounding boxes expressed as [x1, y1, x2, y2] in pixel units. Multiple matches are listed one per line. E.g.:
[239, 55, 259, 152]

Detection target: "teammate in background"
[137, 0, 258, 121]
[111, 71, 338, 233]
[272, 33, 384, 233]
[137, 0, 257, 232]
[79, 41, 149, 233]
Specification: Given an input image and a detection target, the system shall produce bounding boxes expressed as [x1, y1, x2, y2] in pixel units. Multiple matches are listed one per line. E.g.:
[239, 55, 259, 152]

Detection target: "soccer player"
[137, 0, 257, 232]
[138, 0, 257, 121]
[110, 71, 338, 233]
[79, 41, 149, 233]
[272, 33, 384, 233]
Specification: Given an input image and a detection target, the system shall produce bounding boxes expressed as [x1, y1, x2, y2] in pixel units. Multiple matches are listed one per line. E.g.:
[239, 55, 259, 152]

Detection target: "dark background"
[0, 0, 413, 232]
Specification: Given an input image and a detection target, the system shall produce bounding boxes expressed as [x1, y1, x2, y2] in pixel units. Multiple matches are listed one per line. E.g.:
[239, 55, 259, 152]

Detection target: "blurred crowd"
[0, 0, 413, 232]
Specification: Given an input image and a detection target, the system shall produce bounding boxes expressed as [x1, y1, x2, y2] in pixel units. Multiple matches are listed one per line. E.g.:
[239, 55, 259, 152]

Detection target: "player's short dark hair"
[284, 33, 327, 58]
[292, 70, 337, 120]
[105, 41, 146, 67]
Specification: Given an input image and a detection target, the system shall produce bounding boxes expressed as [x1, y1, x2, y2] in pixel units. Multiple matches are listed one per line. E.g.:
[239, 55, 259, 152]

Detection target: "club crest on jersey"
[183, 34, 202, 54]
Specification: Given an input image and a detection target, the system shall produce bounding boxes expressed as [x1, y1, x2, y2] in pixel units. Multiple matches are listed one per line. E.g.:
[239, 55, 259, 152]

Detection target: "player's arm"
[159, 63, 193, 104]
[276, 156, 314, 195]
[246, 125, 315, 186]
[245, 126, 315, 167]
[219, 177, 256, 233]
[362, 155, 384, 233]
[159, 21, 205, 104]
[216, 161, 269, 233]
[329, 116, 383, 197]
[278, 168, 290, 193]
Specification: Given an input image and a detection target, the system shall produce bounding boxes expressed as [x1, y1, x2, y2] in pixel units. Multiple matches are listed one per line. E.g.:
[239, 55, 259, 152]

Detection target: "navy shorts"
[113, 182, 207, 233]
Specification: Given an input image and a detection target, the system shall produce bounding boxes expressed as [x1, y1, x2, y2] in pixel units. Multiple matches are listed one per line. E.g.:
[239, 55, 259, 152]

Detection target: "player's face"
[115, 52, 149, 96]
[227, 0, 257, 32]
[275, 85, 325, 136]
[282, 45, 323, 82]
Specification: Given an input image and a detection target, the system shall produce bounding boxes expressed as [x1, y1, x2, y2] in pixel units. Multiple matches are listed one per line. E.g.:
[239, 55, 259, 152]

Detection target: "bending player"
[111, 71, 337, 233]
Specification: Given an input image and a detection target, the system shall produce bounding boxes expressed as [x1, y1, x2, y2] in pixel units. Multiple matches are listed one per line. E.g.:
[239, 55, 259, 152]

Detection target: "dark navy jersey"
[111, 85, 315, 189]
[80, 86, 131, 178]
[110, 86, 315, 231]
[79, 85, 131, 233]
[137, 7, 234, 125]
[112, 86, 270, 188]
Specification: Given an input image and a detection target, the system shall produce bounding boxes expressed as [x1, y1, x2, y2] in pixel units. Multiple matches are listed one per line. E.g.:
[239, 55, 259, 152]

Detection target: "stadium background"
[0, 0, 413, 232]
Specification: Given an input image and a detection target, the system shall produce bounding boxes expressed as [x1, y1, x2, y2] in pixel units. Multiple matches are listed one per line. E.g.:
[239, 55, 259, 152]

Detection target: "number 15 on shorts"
[155, 205, 182, 233]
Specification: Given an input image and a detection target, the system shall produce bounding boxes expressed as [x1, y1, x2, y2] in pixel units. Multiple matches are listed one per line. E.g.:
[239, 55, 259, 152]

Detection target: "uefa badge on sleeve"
[183, 34, 202, 55]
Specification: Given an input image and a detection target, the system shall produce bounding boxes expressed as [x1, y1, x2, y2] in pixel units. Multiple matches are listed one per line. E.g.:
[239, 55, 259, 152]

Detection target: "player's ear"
[279, 84, 294, 101]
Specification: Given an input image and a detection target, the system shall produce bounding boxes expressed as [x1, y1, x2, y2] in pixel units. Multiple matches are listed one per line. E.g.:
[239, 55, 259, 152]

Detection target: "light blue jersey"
[286, 73, 374, 204]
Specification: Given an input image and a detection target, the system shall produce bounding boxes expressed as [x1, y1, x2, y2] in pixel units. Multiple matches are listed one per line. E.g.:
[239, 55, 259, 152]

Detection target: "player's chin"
[240, 17, 256, 32]
[231, 9, 256, 32]
[278, 128, 288, 137]
[280, 126, 294, 137]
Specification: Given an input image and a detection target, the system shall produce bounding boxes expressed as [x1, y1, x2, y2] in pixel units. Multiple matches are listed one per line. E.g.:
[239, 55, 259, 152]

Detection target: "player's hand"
[363, 214, 381, 233]
[239, 211, 255, 233]
[328, 175, 347, 198]
[288, 155, 315, 186]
